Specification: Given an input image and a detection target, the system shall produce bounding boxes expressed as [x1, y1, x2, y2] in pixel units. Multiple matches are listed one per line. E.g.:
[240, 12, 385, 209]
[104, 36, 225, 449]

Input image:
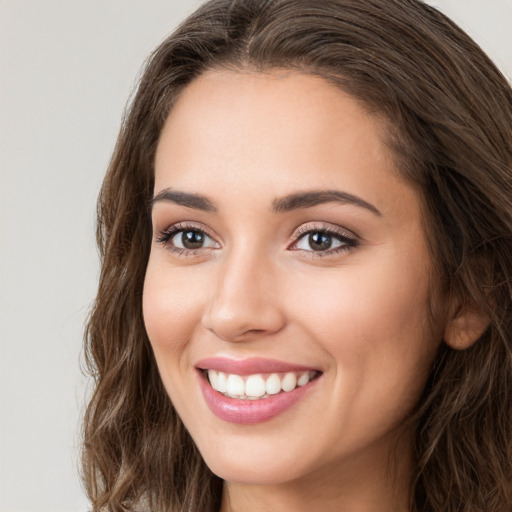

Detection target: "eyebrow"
[150, 188, 381, 216]
[150, 189, 217, 212]
[271, 190, 381, 216]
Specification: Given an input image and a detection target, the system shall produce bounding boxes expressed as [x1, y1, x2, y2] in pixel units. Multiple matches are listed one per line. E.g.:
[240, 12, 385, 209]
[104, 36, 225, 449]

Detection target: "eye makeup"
[154, 220, 359, 259]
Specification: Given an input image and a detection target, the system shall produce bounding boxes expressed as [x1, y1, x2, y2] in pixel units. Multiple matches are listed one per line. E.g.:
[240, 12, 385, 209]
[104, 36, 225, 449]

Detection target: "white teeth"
[297, 372, 310, 387]
[217, 371, 227, 392]
[207, 369, 318, 399]
[226, 374, 245, 396]
[281, 372, 297, 392]
[245, 374, 266, 397]
[265, 373, 281, 395]
[208, 369, 219, 389]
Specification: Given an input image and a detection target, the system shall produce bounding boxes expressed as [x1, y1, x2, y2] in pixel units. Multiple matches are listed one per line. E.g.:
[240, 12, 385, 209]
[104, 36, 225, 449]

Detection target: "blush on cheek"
[143, 267, 207, 365]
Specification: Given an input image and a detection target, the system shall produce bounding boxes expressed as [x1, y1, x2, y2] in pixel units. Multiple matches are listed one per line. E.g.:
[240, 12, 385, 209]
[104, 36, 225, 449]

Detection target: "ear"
[444, 303, 489, 350]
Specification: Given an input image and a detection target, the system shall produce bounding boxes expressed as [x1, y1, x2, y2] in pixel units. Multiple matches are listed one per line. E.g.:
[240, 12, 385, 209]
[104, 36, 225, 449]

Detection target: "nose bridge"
[202, 240, 285, 342]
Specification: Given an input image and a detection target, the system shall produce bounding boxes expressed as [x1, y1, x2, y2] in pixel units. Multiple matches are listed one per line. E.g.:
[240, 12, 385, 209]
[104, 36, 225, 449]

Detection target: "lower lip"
[198, 371, 318, 424]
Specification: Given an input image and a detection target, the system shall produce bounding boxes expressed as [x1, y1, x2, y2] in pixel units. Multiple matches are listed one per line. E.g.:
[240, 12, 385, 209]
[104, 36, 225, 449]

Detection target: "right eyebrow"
[150, 188, 217, 212]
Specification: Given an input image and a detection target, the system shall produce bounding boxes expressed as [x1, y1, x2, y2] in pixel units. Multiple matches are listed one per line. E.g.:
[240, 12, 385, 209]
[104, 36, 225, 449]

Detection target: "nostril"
[244, 329, 266, 335]
[202, 307, 286, 343]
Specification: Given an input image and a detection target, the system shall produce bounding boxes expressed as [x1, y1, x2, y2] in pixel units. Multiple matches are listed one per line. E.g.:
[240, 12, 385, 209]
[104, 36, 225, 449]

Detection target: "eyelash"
[291, 224, 358, 257]
[155, 222, 216, 258]
[155, 222, 359, 258]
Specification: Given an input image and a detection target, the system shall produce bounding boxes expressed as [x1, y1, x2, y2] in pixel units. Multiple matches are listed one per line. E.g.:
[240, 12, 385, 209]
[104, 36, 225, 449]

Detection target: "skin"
[143, 69, 448, 512]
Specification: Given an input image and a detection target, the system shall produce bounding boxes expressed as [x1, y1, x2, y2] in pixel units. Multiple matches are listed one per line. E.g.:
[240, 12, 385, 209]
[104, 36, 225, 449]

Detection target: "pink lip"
[196, 358, 321, 424]
[195, 356, 318, 375]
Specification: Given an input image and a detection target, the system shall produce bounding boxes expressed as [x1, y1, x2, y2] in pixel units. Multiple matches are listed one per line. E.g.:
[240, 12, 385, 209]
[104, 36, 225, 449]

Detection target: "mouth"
[195, 357, 322, 424]
[203, 368, 320, 399]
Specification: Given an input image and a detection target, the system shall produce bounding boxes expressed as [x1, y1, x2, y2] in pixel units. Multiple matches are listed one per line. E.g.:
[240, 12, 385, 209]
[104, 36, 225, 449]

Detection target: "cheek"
[142, 258, 205, 370]
[292, 257, 432, 341]
[286, 247, 440, 407]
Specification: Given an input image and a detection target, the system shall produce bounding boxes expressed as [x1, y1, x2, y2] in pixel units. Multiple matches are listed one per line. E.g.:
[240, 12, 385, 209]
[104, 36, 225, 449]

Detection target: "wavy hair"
[82, 0, 512, 510]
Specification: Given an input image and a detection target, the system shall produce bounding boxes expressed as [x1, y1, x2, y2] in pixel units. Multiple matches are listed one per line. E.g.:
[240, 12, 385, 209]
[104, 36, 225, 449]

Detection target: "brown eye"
[292, 226, 357, 255]
[156, 223, 220, 255]
[308, 232, 333, 251]
[295, 230, 343, 252]
[159, 226, 219, 253]
[177, 230, 205, 249]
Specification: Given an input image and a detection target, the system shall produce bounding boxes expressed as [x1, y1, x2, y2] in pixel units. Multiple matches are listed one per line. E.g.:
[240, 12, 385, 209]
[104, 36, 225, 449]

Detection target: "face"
[143, 70, 444, 488]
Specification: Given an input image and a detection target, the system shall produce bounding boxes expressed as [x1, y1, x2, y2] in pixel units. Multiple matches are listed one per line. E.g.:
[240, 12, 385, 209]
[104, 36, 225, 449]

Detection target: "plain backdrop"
[0, 1, 511, 511]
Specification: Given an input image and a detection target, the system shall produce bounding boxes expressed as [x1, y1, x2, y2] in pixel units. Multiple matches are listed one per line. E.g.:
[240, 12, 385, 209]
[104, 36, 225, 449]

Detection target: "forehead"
[154, 69, 416, 220]
[157, 69, 384, 148]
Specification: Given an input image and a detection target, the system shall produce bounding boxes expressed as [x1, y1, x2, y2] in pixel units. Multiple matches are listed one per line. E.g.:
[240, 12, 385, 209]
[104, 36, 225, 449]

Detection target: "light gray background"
[1, 1, 511, 511]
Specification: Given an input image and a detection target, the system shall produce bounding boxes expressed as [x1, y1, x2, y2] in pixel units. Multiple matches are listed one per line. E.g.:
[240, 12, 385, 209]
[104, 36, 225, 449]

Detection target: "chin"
[206, 459, 302, 486]
[197, 439, 311, 486]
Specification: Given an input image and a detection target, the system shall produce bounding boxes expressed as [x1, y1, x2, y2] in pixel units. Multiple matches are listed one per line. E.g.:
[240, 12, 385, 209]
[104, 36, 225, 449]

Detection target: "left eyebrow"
[271, 190, 382, 216]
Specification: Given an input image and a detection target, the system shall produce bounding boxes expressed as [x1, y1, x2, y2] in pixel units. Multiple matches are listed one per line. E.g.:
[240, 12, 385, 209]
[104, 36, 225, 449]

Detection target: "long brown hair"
[82, 1, 512, 510]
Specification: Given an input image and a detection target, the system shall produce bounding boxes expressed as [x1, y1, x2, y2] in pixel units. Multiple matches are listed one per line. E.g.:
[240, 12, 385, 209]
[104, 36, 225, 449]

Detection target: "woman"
[82, 0, 512, 510]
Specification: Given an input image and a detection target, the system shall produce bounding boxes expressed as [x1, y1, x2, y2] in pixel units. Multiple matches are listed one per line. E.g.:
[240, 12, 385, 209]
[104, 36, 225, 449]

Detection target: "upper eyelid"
[156, 221, 354, 236]
[157, 221, 217, 238]
[291, 222, 358, 241]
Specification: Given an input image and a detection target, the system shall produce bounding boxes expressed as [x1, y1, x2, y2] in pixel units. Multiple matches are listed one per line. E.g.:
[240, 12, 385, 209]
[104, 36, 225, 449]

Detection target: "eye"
[156, 223, 219, 254]
[172, 229, 214, 250]
[291, 225, 358, 255]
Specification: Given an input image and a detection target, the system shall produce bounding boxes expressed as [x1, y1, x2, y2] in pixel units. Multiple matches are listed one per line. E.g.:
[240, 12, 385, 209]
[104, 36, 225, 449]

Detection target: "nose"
[201, 248, 286, 343]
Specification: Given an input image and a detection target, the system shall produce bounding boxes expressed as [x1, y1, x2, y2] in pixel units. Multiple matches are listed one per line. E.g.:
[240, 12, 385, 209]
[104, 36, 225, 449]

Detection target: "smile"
[196, 357, 322, 424]
[206, 369, 319, 399]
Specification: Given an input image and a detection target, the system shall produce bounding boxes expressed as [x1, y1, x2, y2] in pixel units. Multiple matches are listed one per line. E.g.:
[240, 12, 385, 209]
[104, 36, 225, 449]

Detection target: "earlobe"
[443, 305, 489, 350]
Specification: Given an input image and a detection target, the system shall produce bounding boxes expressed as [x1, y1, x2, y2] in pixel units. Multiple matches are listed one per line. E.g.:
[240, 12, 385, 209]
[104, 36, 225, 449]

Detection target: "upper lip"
[195, 357, 320, 375]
